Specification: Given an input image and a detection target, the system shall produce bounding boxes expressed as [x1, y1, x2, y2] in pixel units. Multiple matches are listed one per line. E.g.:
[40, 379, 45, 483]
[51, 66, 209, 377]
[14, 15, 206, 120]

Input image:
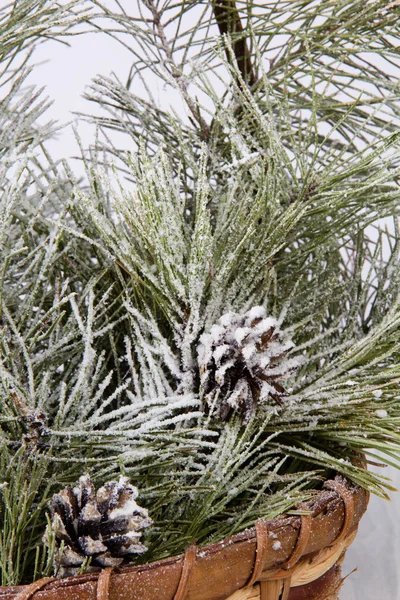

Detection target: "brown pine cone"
[197, 306, 298, 421]
[44, 475, 152, 578]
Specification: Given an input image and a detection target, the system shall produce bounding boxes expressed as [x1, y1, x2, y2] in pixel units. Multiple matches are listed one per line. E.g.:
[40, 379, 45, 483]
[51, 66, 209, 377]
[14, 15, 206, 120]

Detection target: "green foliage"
[2, 0, 400, 586]
[0, 448, 54, 586]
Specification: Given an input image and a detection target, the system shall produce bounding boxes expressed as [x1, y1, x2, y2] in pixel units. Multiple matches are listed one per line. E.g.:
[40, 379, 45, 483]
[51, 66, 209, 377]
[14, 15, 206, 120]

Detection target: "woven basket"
[1, 476, 369, 600]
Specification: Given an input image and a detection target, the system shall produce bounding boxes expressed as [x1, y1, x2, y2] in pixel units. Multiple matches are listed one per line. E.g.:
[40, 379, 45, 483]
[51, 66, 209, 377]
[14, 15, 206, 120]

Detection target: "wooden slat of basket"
[0, 480, 368, 600]
[225, 569, 342, 600]
[289, 565, 345, 600]
[290, 529, 356, 587]
[225, 529, 356, 600]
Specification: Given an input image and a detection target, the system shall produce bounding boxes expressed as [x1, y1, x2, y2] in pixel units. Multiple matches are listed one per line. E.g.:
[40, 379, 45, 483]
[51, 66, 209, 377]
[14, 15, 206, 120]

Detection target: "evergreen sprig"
[1, 0, 400, 586]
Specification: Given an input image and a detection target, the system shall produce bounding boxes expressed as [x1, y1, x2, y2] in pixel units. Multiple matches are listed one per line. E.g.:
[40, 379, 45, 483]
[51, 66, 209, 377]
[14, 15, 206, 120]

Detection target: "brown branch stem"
[212, 0, 256, 87]
[143, 0, 210, 141]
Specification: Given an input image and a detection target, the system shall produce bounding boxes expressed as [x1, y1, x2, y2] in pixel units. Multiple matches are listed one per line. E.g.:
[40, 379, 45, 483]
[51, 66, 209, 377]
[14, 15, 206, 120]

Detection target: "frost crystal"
[197, 307, 297, 421]
[375, 409, 388, 418]
[272, 540, 282, 551]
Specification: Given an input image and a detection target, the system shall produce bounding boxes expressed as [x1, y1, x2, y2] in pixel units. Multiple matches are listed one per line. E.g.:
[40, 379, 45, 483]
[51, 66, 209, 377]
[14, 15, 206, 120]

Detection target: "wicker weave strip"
[281, 514, 312, 571]
[247, 520, 269, 587]
[96, 568, 113, 600]
[261, 579, 291, 600]
[323, 481, 355, 545]
[173, 543, 197, 600]
[226, 575, 341, 600]
[13, 579, 57, 600]
[290, 530, 356, 588]
[225, 530, 356, 600]
[244, 513, 312, 598]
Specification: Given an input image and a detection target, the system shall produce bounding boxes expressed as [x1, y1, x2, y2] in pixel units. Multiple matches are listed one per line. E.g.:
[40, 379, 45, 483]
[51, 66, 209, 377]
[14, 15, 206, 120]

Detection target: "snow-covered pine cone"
[197, 306, 298, 421]
[45, 475, 152, 578]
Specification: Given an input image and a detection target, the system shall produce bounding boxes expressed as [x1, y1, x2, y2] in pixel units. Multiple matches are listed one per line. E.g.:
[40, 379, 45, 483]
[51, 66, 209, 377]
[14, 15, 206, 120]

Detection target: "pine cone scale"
[77, 536, 108, 556]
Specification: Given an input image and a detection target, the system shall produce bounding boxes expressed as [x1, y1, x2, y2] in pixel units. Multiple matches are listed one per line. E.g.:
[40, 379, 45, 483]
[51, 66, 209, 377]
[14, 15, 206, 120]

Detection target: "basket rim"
[0, 475, 369, 600]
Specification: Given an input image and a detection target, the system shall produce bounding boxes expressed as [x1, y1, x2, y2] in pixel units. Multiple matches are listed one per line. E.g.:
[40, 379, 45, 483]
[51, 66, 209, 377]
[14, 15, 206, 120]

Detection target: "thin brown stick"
[212, 0, 256, 87]
[143, 0, 210, 141]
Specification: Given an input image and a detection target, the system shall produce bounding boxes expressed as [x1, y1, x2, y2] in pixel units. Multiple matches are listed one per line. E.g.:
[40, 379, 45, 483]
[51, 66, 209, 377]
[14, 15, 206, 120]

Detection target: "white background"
[24, 12, 400, 600]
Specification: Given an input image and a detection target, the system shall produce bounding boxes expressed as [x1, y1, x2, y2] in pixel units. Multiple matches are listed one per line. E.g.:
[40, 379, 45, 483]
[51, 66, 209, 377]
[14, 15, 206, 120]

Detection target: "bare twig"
[212, 0, 256, 87]
[143, 0, 210, 141]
